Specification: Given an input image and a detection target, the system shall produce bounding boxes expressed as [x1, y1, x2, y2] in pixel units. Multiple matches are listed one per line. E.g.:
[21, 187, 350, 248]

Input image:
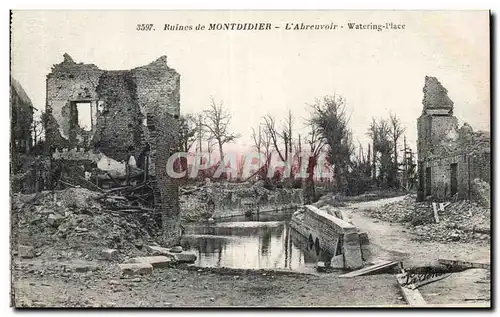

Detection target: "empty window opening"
[74, 102, 93, 131]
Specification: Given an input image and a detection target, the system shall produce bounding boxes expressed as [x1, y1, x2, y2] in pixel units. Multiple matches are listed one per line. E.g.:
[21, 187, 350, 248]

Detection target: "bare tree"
[278, 109, 294, 162]
[202, 98, 241, 162]
[262, 114, 286, 162]
[261, 124, 273, 175]
[389, 113, 406, 186]
[178, 114, 197, 152]
[294, 133, 302, 181]
[249, 123, 273, 181]
[236, 155, 246, 181]
[32, 116, 44, 148]
[251, 126, 263, 161]
[367, 118, 377, 181]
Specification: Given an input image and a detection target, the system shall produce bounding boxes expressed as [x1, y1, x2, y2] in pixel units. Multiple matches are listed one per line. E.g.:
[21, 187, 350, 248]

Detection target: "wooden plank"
[396, 273, 427, 306]
[399, 284, 427, 306]
[339, 260, 398, 277]
[438, 259, 490, 270]
[432, 202, 440, 223]
[439, 202, 451, 211]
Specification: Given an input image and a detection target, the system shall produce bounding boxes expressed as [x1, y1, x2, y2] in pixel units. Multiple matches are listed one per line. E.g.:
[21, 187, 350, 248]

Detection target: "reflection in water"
[180, 210, 332, 272]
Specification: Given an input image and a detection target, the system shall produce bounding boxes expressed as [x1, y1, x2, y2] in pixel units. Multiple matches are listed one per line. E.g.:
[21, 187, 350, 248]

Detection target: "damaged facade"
[10, 76, 35, 154]
[45, 53, 181, 245]
[417, 76, 490, 201]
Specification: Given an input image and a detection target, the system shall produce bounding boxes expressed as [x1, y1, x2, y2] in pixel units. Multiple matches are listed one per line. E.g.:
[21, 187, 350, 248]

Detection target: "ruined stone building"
[417, 76, 490, 201]
[45, 54, 182, 245]
[10, 76, 35, 154]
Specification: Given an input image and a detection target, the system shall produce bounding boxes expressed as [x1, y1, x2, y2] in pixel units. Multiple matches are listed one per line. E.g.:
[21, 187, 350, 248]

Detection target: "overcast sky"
[11, 10, 490, 155]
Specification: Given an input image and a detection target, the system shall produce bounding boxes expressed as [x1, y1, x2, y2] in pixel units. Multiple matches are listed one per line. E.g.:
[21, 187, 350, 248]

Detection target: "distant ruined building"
[45, 53, 182, 245]
[10, 76, 35, 154]
[417, 76, 490, 202]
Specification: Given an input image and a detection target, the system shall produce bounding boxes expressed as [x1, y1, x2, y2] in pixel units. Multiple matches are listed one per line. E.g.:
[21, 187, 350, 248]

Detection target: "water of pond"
[180, 210, 332, 273]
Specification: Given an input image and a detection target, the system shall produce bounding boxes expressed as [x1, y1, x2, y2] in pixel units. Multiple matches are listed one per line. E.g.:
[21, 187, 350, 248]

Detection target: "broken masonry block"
[358, 232, 371, 262]
[101, 249, 119, 261]
[18, 245, 35, 259]
[343, 233, 364, 270]
[118, 263, 153, 276]
[169, 252, 197, 263]
[170, 246, 183, 253]
[358, 232, 369, 245]
[330, 254, 345, 269]
[72, 262, 99, 273]
[125, 256, 172, 268]
[144, 246, 197, 263]
[145, 245, 171, 256]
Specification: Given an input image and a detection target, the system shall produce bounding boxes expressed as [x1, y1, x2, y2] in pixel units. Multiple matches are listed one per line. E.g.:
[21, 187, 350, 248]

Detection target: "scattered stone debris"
[11, 188, 160, 261]
[470, 179, 490, 208]
[143, 245, 197, 263]
[367, 195, 490, 243]
[67, 260, 100, 273]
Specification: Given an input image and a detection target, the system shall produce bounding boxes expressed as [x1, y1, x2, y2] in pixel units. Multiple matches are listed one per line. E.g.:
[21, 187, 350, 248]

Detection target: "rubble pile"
[413, 200, 490, 243]
[11, 188, 160, 261]
[180, 184, 215, 222]
[471, 178, 490, 208]
[369, 195, 490, 243]
[180, 181, 303, 222]
[368, 195, 429, 224]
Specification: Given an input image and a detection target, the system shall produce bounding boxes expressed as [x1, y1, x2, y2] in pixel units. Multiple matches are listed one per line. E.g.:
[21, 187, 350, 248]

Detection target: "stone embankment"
[180, 181, 303, 222]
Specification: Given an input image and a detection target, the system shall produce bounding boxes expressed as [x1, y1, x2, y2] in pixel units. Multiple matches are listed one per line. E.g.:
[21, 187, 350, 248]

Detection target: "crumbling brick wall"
[417, 76, 490, 201]
[147, 110, 181, 245]
[417, 114, 458, 162]
[45, 53, 103, 150]
[45, 54, 182, 245]
[422, 151, 490, 200]
[94, 71, 144, 161]
[132, 55, 181, 176]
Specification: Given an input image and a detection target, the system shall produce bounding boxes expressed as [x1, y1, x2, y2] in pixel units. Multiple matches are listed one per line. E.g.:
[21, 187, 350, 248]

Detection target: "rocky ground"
[360, 194, 490, 244]
[10, 188, 491, 307]
[12, 258, 405, 307]
[11, 188, 159, 262]
[344, 196, 490, 307]
[11, 187, 401, 308]
[345, 196, 490, 268]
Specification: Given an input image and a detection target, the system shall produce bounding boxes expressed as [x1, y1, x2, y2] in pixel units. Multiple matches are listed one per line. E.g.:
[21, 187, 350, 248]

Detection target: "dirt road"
[344, 196, 490, 307]
[344, 196, 490, 267]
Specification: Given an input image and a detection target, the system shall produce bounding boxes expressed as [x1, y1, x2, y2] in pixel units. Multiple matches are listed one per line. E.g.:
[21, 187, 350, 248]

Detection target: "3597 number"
[137, 24, 154, 31]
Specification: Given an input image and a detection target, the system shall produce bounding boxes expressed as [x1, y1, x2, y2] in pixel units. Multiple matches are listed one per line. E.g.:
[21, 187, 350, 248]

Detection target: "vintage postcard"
[9, 10, 490, 308]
